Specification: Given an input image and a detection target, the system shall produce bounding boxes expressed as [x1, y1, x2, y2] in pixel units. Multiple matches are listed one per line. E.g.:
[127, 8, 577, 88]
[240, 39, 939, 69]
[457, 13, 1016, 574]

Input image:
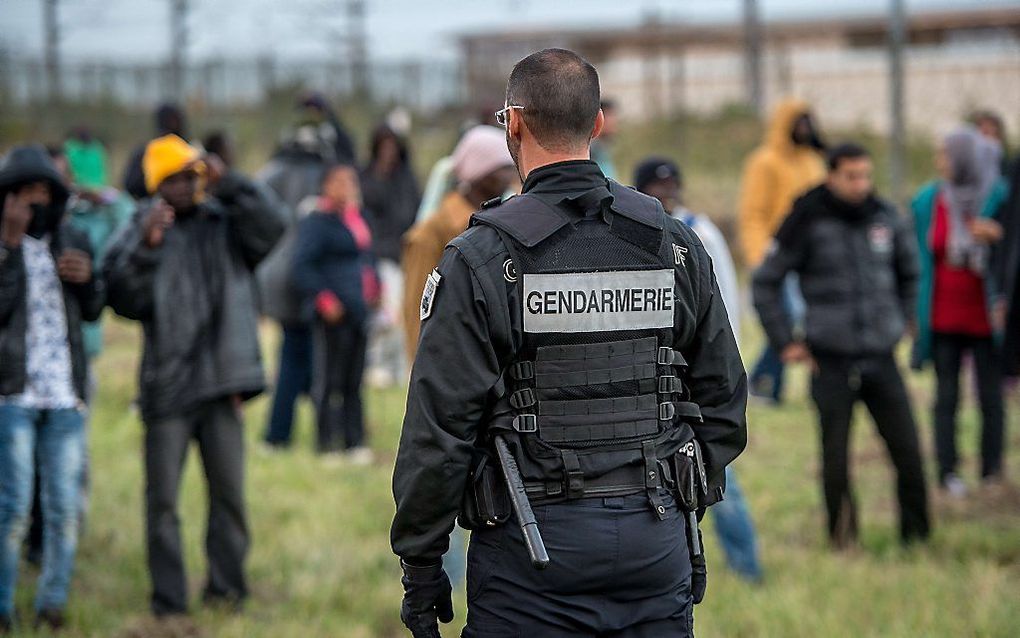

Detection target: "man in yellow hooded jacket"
[739, 98, 826, 402]
[103, 134, 285, 618]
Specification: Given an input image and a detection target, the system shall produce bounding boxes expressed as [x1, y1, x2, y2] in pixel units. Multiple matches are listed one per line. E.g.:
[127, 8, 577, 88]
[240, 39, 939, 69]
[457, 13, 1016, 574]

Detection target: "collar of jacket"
[521, 159, 606, 197]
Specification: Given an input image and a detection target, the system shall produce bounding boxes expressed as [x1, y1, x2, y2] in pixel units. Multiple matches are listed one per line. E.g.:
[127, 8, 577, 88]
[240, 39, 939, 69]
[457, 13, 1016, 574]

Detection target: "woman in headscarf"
[911, 125, 1009, 497]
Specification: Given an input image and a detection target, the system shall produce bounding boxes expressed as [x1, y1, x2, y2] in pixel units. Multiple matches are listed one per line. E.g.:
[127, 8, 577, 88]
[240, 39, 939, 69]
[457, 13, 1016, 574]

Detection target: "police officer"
[391, 48, 747, 637]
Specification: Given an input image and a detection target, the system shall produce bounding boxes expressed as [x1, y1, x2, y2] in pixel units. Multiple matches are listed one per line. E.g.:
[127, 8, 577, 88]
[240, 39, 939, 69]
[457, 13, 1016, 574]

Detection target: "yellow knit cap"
[143, 134, 205, 194]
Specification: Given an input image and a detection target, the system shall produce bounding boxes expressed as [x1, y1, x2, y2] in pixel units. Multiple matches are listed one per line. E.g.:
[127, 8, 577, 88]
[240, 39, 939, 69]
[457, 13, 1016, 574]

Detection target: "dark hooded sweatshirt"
[0, 145, 104, 401]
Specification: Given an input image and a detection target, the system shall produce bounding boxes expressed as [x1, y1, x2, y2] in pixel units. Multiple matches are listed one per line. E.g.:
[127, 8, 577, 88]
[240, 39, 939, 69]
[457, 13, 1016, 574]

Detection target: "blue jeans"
[264, 324, 313, 446]
[0, 405, 84, 616]
[750, 274, 805, 402]
[710, 467, 763, 582]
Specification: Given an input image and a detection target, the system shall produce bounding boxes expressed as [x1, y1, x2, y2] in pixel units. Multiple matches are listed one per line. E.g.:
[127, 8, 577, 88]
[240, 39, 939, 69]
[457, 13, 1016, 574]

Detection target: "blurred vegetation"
[2, 94, 942, 269]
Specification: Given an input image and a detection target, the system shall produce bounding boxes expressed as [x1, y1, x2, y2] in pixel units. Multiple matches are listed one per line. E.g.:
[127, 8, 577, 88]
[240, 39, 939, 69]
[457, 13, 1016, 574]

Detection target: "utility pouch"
[461, 454, 511, 530]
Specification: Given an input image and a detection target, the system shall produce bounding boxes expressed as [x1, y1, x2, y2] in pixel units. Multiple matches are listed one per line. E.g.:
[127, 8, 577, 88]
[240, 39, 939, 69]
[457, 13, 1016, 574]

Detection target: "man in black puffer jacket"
[103, 134, 284, 617]
[753, 143, 930, 549]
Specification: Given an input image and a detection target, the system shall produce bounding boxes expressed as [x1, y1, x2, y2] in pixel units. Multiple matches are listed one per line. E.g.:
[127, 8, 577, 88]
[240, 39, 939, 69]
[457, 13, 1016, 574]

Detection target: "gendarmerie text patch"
[522, 270, 675, 333]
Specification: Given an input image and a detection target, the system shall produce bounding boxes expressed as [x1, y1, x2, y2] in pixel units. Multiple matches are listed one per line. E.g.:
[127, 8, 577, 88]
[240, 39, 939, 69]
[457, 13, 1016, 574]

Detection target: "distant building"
[459, 6, 1020, 136]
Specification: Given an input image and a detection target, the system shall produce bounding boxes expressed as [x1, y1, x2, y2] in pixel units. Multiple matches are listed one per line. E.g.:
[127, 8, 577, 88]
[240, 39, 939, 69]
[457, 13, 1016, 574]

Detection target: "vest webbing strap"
[536, 363, 657, 389]
[537, 337, 658, 362]
[539, 419, 661, 445]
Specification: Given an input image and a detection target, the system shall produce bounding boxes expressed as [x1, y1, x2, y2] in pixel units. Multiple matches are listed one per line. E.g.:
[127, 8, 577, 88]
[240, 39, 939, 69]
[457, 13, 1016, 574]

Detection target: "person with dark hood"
[753, 143, 930, 549]
[256, 97, 354, 450]
[911, 126, 1009, 497]
[360, 125, 421, 387]
[122, 103, 187, 200]
[103, 134, 284, 618]
[21, 145, 133, 571]
[739, 98, 826, 404]
[0, 145, 103, 632]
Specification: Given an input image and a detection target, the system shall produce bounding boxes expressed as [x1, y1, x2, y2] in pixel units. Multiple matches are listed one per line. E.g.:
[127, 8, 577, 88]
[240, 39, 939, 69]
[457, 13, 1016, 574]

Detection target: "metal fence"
[0, 55, 465, 111]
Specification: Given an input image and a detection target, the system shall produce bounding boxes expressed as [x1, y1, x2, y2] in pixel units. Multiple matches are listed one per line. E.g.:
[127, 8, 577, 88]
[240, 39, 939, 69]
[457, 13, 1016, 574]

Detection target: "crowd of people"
[0, 82, 1016, 633]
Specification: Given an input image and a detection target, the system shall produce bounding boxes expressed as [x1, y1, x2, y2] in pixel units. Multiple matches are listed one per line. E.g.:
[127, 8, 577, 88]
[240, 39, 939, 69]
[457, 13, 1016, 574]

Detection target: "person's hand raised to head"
[143, 198, 176, 248]
[1, 192, 33, 247]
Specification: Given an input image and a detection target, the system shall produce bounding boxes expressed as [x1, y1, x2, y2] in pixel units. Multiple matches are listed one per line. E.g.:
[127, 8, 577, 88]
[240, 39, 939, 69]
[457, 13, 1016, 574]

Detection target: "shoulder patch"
[420, 269, 442, 321]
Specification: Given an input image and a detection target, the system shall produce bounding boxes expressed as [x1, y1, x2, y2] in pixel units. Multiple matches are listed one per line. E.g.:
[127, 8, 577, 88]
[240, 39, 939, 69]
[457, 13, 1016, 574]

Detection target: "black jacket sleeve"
[61, 226, 105, 322]
[390, 242, 504, 563]
[752, 223, 806, 352]
[101, 209, 162, 322]
[0, 244, 25, 326]
[290, 216, 330, 302]
[683, 237, 748, 500]
[215, 171, 286, 271]
[892, 210, 920, 325]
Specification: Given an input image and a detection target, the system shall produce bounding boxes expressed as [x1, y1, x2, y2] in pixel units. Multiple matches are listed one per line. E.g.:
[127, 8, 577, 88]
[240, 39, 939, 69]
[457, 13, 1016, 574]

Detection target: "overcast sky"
[0, 0, 1013, 64]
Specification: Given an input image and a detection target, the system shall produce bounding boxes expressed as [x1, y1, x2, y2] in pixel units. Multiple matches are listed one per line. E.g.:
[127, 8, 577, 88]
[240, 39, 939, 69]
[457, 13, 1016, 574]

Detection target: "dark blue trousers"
[263, 324, 313, 446]
[463, 493, 694, 637]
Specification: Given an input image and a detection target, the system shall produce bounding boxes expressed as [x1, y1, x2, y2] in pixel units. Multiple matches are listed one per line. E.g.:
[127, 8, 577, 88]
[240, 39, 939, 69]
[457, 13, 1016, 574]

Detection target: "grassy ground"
[8, 313, 1019, 638]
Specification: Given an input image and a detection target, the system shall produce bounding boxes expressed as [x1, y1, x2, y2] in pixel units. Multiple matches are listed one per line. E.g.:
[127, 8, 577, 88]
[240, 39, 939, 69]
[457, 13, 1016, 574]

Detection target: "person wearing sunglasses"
[392, 48, 746, 638]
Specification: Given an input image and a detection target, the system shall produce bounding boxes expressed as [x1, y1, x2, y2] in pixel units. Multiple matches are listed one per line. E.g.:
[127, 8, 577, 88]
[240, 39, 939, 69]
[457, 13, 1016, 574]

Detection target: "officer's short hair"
[506, 48, 601, 152]
[827, 143, 870, 172]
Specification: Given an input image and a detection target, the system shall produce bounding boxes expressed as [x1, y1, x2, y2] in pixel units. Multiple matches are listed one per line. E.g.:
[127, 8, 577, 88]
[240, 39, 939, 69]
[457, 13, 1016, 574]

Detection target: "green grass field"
[9, 314, 1019, 638]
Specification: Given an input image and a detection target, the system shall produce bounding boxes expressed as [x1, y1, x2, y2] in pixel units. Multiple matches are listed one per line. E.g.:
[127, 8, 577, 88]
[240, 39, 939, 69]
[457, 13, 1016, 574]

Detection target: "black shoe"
[0, 615, 12, 635]
[35, 608, 66, 631]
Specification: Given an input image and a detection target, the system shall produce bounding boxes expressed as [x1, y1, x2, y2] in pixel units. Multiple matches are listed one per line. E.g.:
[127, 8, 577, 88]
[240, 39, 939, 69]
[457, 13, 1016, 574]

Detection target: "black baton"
[493, 435, 550, 569]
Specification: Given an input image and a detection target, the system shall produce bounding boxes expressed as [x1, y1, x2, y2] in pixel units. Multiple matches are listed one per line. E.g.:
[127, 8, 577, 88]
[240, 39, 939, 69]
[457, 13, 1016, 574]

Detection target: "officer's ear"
[591, 109, 605, 141]
[508, 107, 523, 140]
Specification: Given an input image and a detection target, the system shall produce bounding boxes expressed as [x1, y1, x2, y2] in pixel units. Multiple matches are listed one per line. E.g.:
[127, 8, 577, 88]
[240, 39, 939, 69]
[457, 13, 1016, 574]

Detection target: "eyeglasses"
[495, 104, 525, 127]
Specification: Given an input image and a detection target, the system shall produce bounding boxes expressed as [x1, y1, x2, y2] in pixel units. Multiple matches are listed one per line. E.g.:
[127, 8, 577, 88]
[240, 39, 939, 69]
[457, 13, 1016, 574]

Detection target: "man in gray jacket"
[753, 143, 930, 549]
[103, 134, 284, 616]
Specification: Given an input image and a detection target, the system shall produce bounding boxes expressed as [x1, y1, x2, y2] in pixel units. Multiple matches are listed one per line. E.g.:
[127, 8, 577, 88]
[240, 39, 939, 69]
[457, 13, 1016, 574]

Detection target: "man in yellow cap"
[103, 134, 285, 619]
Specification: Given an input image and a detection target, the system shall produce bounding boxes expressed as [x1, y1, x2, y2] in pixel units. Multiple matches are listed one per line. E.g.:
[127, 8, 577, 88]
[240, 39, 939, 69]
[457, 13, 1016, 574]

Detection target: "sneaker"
[942, 473, 968, 499]
[35, 609, 65, 631]
[367, 367, 395, 389]
[320, 450, 347, 468]
[346, 446, 374, 466]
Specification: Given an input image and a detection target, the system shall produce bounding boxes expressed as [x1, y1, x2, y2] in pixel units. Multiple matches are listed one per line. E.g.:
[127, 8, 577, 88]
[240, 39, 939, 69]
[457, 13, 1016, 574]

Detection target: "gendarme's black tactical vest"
[472, 180, 703, 519]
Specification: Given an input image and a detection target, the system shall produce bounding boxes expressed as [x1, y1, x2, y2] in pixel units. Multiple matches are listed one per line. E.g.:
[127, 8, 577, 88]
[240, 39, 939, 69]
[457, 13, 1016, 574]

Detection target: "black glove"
[400, 560, 454, 638]
[690, 529, 707, 605]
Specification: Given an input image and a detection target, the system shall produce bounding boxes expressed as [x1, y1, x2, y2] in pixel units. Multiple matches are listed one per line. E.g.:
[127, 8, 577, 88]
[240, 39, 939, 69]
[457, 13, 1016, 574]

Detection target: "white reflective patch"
[523, 270, 675, 333]
[420, 269, 442, 321]
[673, 244, 688, 267]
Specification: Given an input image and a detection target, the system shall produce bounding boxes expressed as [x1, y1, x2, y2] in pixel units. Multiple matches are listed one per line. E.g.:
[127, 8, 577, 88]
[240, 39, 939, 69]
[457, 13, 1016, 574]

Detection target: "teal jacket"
[67, 192, 134, 359]
[910, 178, 1008, 369]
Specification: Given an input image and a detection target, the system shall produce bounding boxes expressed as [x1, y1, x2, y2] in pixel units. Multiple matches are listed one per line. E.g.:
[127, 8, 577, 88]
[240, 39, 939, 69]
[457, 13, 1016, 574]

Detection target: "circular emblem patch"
[503, 259, 517, 283]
